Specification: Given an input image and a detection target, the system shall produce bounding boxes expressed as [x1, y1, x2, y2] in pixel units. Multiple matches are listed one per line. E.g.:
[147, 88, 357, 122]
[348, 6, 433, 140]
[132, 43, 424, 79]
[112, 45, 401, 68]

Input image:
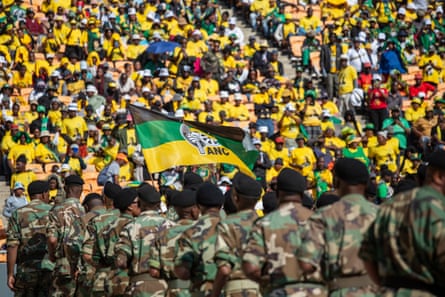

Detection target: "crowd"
[0, 0, 444, 295]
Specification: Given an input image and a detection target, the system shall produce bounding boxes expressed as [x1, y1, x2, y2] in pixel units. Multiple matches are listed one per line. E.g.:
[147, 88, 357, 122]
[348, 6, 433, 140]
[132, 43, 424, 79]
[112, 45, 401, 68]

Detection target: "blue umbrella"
[146, 41, 180, 54]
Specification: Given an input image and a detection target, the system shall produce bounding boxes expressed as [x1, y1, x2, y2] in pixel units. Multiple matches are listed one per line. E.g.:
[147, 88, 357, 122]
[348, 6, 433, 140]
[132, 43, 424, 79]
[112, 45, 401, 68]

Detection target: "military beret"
[196, 182, 225, 207]
[114, 188, 138, 211]
[28, 180, 49, 196]
[334, 158, 369, 185]
[316, 192, 340, 209]
[138, 184, 161, 204]
[183, 172, 203, 190]
[233, 172, 262, 199]
[427, 151, 445, 170]
[277, 168, 306, 194]
[171, 190, 197, 207]
[103, 182, 122, 200]
[65, 174, 85, 186]
[82, 193, 103, 206]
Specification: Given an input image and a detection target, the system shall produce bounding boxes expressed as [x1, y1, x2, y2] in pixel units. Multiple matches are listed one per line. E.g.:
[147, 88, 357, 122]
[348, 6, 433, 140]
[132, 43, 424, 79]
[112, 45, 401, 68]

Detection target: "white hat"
[86, 85, 97, 93]
[46, 53, 55, 59]
[229, 17, 236, 25]
[372, 74, 382, 81]
[252, 138, 261, 145]
[152, 32, 162, 39]
[425, 18, 432, 25]
[258, 126, 269, 133]
[81, 19, 88, 25]
[4, 116, 14, 122]
[132, 34, 141, 40]
[87, 124, 98, 131]
[123, 94, 131, 101]
[285, 103, 296, 111]
[437, 6, 444, 14]
[159, 68, 169, 77]
[175, 109, 184, 118]
[61, 164, 71, 172]
[321, 110, 332, 118]
[418, 91, 426, 98]
[218, 176, 232, 185]
[378, 32, 386, 40]
[407, 3, 416, 9]
[183, 65, 191, 72]
[192, 30, 202, 36]
[68, 103, 78, 111]
[234, 93, 243, 101]
[51, 70, 61, 78]
[220, 91, 229, 98]
[340, 54, 348, 60]
[143, 69, 152, 77]
[165, 11, 174, 18]
[40, 130, 51, 137]
[398, 7, 406, 14]
[142, 87, 150, 93]
[377, 131, 388, 139]
[13, 182, 25, 191]
[358, 32, 367, 42]
[146, 12, 156, 20]
[80, 60, 88, 70]
[128, 8, 136, 15]
[109, 13, 116, 18]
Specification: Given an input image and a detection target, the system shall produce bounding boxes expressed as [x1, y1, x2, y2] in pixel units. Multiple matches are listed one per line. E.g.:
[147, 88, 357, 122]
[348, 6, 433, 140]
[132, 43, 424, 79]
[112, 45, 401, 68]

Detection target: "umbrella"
[146, 41, 180, 54]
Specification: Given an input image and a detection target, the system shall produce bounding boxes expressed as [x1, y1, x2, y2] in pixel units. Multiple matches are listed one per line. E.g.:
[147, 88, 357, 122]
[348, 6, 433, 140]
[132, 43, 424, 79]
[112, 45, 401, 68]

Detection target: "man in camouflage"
[115, 184, 174, 297]
[47, 175, 86, 297]
[242, 168, 327, 296]
[174, 182, 225, 297]
[149, 189, 200, 297]
[212, 173, 263, 297]
[298, 158, 378, 296]
[81, 183, 122, 297]
[359, 150, 445, 295]
[105, 187, 140, 296]
[7, 180, 52, 296]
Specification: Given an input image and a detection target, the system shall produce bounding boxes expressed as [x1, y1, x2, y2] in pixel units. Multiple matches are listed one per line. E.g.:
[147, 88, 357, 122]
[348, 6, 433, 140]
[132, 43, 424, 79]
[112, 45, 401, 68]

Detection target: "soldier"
[7, 180, 52, 296]
[174, 182, 225, 297]
[212, 172, 263, 297]
[47, 175, 86, 297]
[77, 193, 107, 297]
[115, 184, 174, 297]
[104, 187, 140, 297]
[359, 150, 445, 295]
[82, 184, 121, 296]
[298, 158, 378, 295]
[149, 189, 200, 297]
[242, 168, 327, 296]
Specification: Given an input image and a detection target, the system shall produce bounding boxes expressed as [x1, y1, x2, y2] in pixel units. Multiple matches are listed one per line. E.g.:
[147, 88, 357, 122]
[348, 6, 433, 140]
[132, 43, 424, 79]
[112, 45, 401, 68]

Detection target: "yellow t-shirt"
[10, 170, 36, 199]
[279, 116, 300, 139]
[338, 65, 357, 95]
[290, 146, 316, 177]
[62, 116, 88, 140]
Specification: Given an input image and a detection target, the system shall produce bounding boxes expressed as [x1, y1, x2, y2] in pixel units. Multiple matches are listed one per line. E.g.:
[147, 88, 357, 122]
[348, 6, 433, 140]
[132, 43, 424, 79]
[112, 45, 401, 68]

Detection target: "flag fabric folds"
[128, 104, 259, 178]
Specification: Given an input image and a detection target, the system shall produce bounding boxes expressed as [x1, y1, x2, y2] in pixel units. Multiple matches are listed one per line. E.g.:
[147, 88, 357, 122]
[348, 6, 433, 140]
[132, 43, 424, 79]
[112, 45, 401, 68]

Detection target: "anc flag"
[128, 105, 259, 177]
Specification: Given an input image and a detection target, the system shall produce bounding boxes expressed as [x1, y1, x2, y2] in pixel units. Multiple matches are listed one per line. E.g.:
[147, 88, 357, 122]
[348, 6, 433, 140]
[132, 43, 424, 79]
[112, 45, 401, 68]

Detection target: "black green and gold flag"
[129, 105, 259, 177]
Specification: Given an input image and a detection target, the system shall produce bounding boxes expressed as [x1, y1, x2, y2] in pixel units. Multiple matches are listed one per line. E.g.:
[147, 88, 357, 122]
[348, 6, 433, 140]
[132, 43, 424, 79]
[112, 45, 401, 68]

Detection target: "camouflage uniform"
[359, 186, 445, 296]
[242, 202, 328, 297]
[7, 199, 52, 297]
[103, 212, 135, 297]
[47, 197, 86, 297]
[298, 194, 378, 297]
[214, 209, 261, 297]
[82, 208, 120, 296]
[149, 219, 194, 297]
[174, 210, 221, 297]
[115, 210, 174, 297]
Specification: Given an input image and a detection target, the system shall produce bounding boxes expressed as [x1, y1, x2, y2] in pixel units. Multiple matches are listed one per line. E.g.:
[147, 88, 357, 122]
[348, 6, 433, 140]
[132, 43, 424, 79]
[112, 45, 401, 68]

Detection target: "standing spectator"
[320, 33, 342, 100]
[367, 74, 389, 132]
[338, 55, 358, 115]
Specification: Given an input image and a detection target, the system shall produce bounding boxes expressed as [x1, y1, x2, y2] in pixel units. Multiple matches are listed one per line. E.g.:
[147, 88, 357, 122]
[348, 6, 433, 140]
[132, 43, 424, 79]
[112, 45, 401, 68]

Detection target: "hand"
[7, 275, 15, 291]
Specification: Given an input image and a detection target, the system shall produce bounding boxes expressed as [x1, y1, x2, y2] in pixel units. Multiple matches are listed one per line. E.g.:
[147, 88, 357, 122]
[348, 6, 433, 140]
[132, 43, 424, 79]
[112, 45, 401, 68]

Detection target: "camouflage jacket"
[149, 218, 195, 280]
[7, 199, 52, 270]
[359, 186, 445, 295]
[115, 210, 175, 276]
[242, 201, 320, 293]
[103, 212, 134, 266]
[214, 209, 259, 280]
[298, 194, 377, 296]
[47, 197, 86, 274]
[174, 210, 221, 292]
